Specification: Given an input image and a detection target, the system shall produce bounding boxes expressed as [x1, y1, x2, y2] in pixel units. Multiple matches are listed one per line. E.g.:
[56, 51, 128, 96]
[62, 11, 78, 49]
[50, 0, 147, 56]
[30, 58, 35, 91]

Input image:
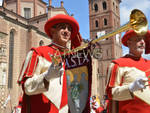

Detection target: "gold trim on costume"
[18, 51, 33, 82]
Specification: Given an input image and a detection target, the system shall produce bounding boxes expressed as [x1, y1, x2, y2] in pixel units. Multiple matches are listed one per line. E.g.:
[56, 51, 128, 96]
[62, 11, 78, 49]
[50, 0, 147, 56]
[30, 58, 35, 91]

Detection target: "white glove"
[43, 63, 64, 81]
[129, 77, 148, 92]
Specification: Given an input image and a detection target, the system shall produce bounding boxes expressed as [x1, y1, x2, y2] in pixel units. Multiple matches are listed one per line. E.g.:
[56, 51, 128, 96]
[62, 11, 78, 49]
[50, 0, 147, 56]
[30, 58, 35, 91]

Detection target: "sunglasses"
[53, 23, 72, 32]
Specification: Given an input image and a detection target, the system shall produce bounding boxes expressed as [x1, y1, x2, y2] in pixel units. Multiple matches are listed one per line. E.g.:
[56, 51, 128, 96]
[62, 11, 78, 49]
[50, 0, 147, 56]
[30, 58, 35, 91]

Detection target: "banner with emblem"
[65, 47, 92, 113]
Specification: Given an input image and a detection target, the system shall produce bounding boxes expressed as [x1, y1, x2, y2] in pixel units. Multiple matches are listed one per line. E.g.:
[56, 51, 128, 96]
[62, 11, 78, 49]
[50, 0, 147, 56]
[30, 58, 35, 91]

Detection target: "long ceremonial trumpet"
[69, 9, 148, 53]
[51, 9, 148, 64]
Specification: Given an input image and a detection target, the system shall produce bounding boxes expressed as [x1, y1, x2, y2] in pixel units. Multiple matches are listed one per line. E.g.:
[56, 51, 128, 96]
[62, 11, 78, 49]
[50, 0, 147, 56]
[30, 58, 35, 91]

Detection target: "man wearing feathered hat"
[18, 14, 82, 113]
[106, 30, 150, 113]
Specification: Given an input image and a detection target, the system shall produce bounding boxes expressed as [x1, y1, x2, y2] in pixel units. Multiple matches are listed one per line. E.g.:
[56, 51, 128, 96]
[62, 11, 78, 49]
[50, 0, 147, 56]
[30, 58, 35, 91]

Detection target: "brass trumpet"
[51, 9, 148, 65]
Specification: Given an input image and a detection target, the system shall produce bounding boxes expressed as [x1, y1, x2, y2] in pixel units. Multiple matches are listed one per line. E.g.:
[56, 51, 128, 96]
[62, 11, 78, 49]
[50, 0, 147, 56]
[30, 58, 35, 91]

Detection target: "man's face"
[127, 35, 146, 56]
[51, 23, 72, 46]
[92, 96, 96, 100]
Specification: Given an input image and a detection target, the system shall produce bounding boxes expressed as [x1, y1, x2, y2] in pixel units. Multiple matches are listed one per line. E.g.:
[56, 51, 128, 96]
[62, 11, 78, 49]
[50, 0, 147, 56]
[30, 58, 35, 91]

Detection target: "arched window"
[113, 2, 115, 10]
[94, 3, 98, 12]
[39, 40, 44, 46]
[96, 35, 98, 39]
[104, 18, 107, 26]
[95, 20, 99, 28]
[116, 6, 118, 13]
[0, 46, 6, 56]
[8, 30, 15, 88]
[102, 1, 107, 10]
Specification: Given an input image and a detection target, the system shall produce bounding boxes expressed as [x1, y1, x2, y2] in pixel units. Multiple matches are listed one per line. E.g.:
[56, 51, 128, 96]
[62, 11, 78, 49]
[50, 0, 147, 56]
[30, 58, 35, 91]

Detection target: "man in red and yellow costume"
[106, 30, 150, 113]
[18, 14, 83, 113]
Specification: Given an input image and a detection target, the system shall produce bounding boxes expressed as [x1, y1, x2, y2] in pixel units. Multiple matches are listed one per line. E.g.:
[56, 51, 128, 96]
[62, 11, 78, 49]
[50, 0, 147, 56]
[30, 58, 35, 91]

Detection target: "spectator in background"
[12, 96, 22, 113]
[102, 95, 109, 113]
[90, 96, 99, 113]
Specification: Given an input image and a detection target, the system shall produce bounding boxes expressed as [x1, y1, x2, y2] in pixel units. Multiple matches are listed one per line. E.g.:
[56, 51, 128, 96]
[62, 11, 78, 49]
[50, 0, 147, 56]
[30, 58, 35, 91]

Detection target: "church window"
[8, 30, 15, 88]
[104, 18, 107, 26]
[39, 40, 44, 46]
[96, 35, 98, 39]
[0, 47, 5, 56]
[24, 8, 31, 19]
[113, 2, 115, 11]
[95, 20, 99, 28]
[94, 3, 98, 12]
[102, 1, 107, 10]
[116, 5, 118, 13]
[0, 63, 6, 86]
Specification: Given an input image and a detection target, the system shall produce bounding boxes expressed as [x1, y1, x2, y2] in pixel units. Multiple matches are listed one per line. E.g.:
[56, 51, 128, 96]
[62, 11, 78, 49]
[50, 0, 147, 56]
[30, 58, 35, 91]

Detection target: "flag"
[65, 47, 92, 113]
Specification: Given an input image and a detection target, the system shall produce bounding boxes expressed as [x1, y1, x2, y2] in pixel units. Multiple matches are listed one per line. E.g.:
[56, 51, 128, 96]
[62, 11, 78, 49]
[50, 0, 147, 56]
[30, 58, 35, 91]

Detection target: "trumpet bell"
[130, 9, 148, 35]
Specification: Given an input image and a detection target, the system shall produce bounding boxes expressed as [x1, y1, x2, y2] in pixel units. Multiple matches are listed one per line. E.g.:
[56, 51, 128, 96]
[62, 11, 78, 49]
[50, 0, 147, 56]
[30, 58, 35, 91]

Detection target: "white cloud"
[120, 0, 150, 25]
[0, 0, 2, 6]
[142, 54, 150, 60]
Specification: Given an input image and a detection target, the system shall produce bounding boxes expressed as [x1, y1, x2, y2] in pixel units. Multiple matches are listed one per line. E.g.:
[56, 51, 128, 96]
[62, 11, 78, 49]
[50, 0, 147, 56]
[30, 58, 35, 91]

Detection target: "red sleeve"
[106, 63, 119, 99]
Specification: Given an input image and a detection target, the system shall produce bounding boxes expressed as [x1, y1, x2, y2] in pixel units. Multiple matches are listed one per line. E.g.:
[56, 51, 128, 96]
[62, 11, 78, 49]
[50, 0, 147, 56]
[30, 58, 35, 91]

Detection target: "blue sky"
[0, 0, 150, 58]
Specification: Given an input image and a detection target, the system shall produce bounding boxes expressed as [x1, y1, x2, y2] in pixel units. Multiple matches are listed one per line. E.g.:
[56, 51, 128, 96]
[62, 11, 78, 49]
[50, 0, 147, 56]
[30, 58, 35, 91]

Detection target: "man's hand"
[129, 77, 148, 92]
[43, 63, 64, 81]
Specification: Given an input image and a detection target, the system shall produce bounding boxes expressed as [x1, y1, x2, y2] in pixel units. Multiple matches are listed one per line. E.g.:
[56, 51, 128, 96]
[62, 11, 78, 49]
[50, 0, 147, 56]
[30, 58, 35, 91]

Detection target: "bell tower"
[89, 0, 122, 98]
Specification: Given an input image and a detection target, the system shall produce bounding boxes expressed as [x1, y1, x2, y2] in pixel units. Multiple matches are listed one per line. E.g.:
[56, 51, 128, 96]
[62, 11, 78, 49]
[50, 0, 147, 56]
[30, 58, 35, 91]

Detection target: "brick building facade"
[0, 0, 70, 113]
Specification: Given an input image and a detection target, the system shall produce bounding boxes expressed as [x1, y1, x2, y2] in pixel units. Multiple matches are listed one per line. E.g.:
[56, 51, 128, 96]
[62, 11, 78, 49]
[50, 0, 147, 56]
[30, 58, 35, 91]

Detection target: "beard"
[136, 47, 145, 54]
